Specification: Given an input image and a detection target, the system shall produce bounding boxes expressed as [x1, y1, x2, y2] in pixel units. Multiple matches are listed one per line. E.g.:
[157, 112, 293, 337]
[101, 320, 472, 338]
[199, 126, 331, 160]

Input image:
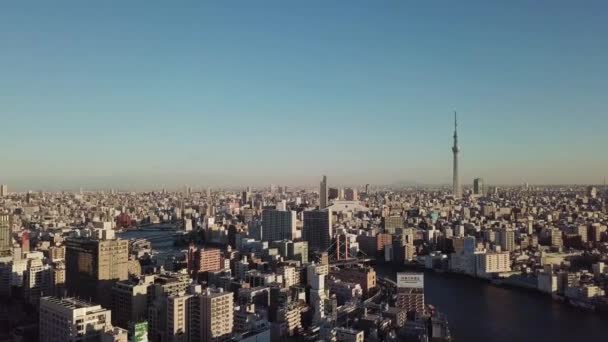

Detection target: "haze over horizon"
[1, 1, 607, 190]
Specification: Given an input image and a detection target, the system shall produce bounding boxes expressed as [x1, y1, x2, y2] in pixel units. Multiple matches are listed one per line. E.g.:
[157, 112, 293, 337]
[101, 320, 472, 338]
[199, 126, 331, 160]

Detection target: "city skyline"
[2, 1, 607, 189]
[3, 3, 608, 341]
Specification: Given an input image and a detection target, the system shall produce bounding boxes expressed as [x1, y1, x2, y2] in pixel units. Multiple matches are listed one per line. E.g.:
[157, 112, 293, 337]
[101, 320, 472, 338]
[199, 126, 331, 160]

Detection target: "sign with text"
[397, 272, 424, 289]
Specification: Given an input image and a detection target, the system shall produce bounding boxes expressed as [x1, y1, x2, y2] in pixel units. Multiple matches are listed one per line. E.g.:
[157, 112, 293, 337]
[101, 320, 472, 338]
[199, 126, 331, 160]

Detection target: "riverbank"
[380, 260, 608, 313]
[373, 262, 608, 342]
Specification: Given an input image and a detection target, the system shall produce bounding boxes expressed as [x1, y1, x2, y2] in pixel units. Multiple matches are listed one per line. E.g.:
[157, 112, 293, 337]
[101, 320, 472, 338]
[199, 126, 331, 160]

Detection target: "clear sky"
[1, 1, 607, 190]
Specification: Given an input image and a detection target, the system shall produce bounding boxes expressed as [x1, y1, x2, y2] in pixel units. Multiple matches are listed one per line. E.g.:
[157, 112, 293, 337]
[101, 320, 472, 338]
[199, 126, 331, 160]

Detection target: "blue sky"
[1, 1, 606, 190]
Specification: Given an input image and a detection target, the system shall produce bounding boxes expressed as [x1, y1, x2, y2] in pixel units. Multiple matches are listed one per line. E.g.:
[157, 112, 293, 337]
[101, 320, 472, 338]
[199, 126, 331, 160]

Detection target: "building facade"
[303, 209, 332, 252]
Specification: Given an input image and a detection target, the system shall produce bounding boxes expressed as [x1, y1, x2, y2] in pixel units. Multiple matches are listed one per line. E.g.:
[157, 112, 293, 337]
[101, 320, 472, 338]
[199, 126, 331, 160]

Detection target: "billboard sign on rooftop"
[397, 272, 424, 289]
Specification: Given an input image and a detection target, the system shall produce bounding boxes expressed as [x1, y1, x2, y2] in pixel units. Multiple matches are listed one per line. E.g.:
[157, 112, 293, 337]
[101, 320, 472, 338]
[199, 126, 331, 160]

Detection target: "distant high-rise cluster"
[1, 169, 606, 342]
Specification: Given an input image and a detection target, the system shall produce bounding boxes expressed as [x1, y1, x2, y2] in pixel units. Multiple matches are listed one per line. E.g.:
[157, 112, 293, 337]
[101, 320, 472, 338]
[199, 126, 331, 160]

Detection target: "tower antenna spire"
[452, 111, 461, 198]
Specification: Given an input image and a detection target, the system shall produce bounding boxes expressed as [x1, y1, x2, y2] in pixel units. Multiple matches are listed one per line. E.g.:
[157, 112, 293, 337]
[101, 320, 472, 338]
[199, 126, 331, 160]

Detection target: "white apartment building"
[39, 297, 113, 342]
[475, 252, 511, 277]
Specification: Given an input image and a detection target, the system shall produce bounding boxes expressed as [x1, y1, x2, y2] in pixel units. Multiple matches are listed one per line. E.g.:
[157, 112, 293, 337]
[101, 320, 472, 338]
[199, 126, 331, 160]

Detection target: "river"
[375, 263, 608, 342]
[119, 230, 608, 341]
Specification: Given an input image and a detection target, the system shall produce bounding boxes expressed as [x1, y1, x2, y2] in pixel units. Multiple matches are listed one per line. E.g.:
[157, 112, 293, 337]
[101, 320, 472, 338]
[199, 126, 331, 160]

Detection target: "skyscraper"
[0, 215, 11, 257]
[261, 209, 296, 242]
[320, 175, 328, 209]
[0, 185, 8, 197]
[452, 112, 461, 198]
[303, 209, 332, 252]
[343, 188, 358, 201]
[473, 178, 485, 196]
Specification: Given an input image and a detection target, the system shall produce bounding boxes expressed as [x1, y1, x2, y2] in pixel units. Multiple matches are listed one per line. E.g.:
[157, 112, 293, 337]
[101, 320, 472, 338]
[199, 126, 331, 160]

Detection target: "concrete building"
[287, 241, 308, 264]
[51, 261, 66, 297]
[277, 266, 297, 288]
[0, 215, 11, 257]
[538, 268, 558, 294]
[328, 187, 339, 200]
[195, 288, 234, 342]
[39, 296, 113, 342]
[499, 228, 515, 252]
[382, 307, 407, 328]
[357, 233, 392, 257]
[111, 276, 155, 329]
[187, 247, 222, 276]
[550, 228, 563, 248]
[49, 245, 66, 262]
[476, 252, 511, 276]
[330, 267, 376, 296]
[24, 257, 53, 304]
[309, 271, 327, 323]
[166, 293, 191, 341]
[303, 209, 332, 252]
[327, 279, 362, 304]
[261, 209, 296, 242]
[101, 327, 129, 342]
[396, 288, 425, 316]
[272, 302, 301, 339]
[343, 188, 358, 201]
[65, 237, 129, 307]
[335, 327, 364, 342]
[384, 216, 404, 232]
[150, 285, 234, 342]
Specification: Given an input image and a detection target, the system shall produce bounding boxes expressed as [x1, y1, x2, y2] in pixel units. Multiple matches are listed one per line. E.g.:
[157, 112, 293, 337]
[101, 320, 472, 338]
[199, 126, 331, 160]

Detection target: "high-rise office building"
[320, 175, 328, 209]
[0, 185, 7, 197]
[65, 237, 129, 307]
[328, 188, 339, 200]
[303, 209, 332, 252]
[242, 189, 251, 205]
[343, 188, 358, 201]
[473, 178, 485, 196]
[0, 215, 11, 257]
[452, 112, 461, 198]
[261, 209, 296, 242]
